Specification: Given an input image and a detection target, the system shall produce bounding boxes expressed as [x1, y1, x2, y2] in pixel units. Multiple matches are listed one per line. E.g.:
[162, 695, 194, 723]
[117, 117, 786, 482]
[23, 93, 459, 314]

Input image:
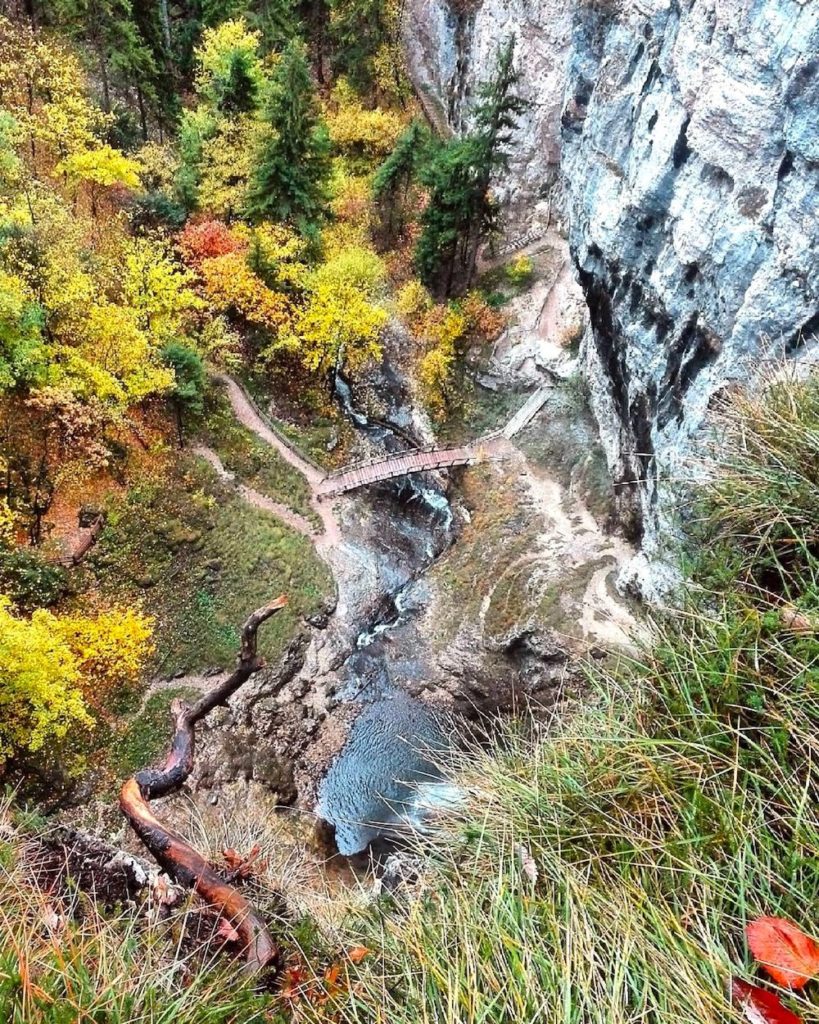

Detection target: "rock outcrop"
[402, 0, 575, 220]
[404, 0, 819, 595]
[563, 0, 819, 593]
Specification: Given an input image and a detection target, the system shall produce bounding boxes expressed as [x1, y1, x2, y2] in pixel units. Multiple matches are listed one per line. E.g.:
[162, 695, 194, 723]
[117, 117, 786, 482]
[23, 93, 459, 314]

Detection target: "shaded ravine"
[206, 371, 635, 856]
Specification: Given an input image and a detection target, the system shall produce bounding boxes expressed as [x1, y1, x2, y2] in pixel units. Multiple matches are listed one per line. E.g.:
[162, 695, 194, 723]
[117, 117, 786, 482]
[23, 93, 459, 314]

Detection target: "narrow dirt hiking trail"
[193, 445, 320, 540]
[135, 673, 218, 717]
[215, 375, 341, 549]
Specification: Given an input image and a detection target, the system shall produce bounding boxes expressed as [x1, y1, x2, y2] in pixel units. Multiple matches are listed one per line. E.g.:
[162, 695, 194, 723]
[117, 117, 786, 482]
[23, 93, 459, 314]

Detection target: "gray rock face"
[403, 0, 575, 214]
[404, 0, 819, 595]
[562, 0, 819, 592]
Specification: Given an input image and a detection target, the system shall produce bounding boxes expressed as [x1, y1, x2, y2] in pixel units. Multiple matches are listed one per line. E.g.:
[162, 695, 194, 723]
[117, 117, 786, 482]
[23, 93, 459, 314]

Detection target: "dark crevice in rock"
[628, 389, 656, 492]
[575, 261, 644, 542]
[641, 59, 662, 97]
[671, 115, 692, 169]
[786, 309, 819, 354]
[778, 149, 795, 180]
[656, 314, 721, 430]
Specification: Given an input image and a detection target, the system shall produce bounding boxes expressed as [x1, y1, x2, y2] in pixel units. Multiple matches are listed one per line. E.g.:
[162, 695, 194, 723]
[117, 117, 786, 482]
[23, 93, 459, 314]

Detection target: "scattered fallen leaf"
[747, 917, 819, 989]
[281, 963, 310, 1001]
[42, 903, 65, 934]
[221, 843, 267, 880]
[779, 606, 816, 633]
[731, 979, 802, 1024]
[323, 962, 344, 999]
[347, 945, 370, 964]
[151, 873, 178, 907]
[215, 918, 240, 943]
[515, 842, 538, 885]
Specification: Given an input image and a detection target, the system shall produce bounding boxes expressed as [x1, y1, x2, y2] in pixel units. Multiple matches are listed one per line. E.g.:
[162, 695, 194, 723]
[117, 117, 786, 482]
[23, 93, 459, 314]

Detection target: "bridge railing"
[321, 431, 504, 481]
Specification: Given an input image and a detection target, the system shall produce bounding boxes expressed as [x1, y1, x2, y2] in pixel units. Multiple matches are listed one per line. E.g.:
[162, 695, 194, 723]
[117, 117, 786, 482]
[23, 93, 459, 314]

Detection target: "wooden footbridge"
[317, 436, 500, 498]
[224, 374, 551, 502]
[316, 385, 551, 499]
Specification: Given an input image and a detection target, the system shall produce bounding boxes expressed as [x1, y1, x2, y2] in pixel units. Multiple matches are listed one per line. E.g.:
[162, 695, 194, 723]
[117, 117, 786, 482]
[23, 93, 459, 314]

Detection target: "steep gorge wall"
[403, 0, 574, 216]
[564, 0, 819, 592]
[404, 0, 819, 595]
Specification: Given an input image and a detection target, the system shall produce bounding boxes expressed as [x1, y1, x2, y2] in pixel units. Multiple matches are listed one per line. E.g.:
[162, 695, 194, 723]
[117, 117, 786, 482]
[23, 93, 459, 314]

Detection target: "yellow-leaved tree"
[57, 144, 142, 218]
[0, 597, 153, 763]
[283, 245, 388, 375]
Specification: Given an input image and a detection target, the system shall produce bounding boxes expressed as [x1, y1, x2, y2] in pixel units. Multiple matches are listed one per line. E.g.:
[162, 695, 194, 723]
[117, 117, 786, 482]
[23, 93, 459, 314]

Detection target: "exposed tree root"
[120, 596, 288, 974]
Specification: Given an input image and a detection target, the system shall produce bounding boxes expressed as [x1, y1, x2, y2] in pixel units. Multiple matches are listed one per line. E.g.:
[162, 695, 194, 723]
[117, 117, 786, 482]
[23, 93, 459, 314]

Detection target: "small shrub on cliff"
[504, 253, 534, 288]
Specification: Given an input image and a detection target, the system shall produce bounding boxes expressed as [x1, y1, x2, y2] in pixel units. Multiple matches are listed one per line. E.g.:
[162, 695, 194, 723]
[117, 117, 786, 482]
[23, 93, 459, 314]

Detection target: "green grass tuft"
[327, 369, 819, 1024]
[86, 454, 333, 676]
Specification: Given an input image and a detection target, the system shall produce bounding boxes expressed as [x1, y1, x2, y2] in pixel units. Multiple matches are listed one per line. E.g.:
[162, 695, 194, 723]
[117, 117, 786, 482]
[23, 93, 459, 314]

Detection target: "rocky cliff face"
[404, 0, 819, 596]
[402, 0, 574, 220]
[563, 0, 819, 593]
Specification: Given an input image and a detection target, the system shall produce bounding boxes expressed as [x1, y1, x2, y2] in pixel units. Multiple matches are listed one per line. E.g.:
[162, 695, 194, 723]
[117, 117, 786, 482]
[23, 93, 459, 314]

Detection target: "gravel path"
[193, 445, 319, 540]
[216, 375, 341, 549]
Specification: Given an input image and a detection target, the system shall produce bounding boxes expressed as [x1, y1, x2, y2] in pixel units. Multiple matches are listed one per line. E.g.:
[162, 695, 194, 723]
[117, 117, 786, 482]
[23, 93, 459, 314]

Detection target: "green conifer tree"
[244, 39, 330, 230]
[327, 0, 385, 94]
[49, 0, 164, 134]
[372, 118, 430, 246]
[414, 37, 527, 296]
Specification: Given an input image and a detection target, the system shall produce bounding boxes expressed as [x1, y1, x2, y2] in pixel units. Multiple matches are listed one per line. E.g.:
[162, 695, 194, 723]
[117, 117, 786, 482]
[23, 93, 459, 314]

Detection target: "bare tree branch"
[119, 595, 288, 974]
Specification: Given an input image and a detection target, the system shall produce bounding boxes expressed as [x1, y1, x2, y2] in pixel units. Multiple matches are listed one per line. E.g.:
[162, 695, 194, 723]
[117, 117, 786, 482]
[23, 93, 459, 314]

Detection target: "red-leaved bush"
[178, 219, 244, 267]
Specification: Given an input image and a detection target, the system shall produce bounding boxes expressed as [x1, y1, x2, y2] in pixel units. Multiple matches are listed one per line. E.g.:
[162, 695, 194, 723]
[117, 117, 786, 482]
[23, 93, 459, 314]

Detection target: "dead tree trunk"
[120, 596, 288, 974]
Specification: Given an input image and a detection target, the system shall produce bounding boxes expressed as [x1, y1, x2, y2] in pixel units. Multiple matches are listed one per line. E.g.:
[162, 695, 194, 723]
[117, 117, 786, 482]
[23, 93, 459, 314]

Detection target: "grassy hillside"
[334, 368, 819, 1023]
[3, 369, 818, 1021]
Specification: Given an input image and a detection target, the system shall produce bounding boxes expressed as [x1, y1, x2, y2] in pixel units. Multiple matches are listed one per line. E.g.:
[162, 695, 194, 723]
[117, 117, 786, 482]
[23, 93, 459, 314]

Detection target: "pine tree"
[48, 0, 164, 133]
[372, 118, 429, 246]
[244, 39, 330, 230]
[161, 342, 205, 446]
[414, 136, 485, 297]
[414, 37, 526, 296]
[465, 35, 528, 274]
[327, 0, 385, 94]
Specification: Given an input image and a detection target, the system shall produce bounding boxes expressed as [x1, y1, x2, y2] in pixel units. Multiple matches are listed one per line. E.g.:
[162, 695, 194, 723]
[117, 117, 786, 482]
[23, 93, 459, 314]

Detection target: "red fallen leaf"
[215, 918, 240, 943]
[323, 963, 344, 998]
[221, 843, 266, 880]
[347, 945, 370, 964]
[747, 917, 819, 989]
[281, 963, 310, 1001]
[731, 979, 802, 1024]
[324, 964, 342, 985]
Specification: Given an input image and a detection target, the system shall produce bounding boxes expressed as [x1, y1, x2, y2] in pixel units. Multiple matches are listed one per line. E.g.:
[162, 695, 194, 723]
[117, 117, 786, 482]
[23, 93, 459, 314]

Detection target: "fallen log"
[120, 595, 288, 974]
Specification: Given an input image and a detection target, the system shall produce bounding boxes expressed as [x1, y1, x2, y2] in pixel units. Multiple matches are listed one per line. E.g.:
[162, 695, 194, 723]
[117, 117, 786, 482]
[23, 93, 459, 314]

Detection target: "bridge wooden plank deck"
[316, 442, 481, 498]
[502, 386, 551, 439]
[315, 384, 551, 499]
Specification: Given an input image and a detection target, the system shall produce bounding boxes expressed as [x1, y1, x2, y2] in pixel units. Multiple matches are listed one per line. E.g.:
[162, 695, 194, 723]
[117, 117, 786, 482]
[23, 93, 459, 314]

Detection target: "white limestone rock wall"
[403, 0, 819, 597]
[402, 0, 575, 215]
[561, 0, 819, 594]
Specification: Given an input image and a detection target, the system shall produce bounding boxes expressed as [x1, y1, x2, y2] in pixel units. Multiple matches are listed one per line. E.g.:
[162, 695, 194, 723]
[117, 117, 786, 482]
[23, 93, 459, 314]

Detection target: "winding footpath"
[205, 374, 552, 556]
[213, 374, 341, 549]
[193, 444, 319, 541]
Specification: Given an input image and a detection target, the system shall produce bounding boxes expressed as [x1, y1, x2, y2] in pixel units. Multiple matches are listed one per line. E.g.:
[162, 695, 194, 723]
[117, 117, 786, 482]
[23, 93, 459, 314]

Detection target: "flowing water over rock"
[316, 692, 450, 855]
[302, 366, 463, 853]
